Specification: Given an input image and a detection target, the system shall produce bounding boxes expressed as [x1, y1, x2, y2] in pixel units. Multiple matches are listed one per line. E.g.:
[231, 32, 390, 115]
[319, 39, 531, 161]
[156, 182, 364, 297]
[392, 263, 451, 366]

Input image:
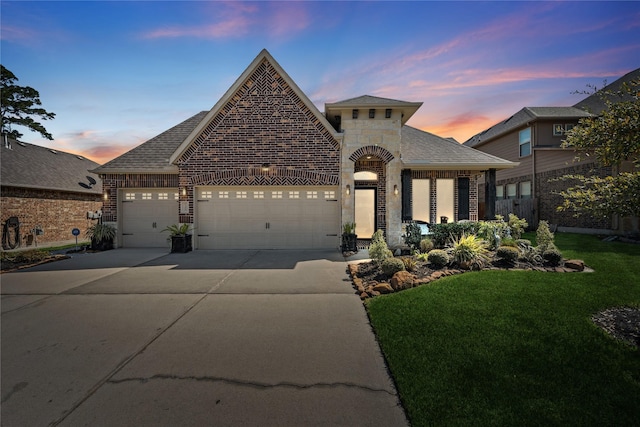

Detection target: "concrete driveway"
[1, 249, 408, 426]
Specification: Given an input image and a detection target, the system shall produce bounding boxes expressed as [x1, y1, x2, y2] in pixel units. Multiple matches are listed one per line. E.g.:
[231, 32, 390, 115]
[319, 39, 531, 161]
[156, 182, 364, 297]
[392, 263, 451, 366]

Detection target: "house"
[464, 68, 639, 232]
[1, 136, 103, 249]
[94, 49, 516, 250]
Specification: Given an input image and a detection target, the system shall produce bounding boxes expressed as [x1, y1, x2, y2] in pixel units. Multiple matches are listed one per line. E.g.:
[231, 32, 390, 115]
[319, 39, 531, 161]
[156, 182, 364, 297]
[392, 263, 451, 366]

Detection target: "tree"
[1, 65, 56, 140]
[555, 77, 640, 219]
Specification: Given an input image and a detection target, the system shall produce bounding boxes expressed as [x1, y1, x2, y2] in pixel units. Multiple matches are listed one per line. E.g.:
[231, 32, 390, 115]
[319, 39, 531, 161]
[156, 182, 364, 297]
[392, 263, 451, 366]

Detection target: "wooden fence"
[495, 198, 538, 229]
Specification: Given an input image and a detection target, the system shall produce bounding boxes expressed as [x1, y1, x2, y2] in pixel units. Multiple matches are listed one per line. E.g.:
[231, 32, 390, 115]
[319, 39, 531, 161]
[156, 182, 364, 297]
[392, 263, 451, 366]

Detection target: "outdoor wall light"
[394, 185, 399, 196]
[103, 189, 110, 200]
[346, 184, 351, 195]
[261, 163, 270, 172]
[181, 187, 187, 196]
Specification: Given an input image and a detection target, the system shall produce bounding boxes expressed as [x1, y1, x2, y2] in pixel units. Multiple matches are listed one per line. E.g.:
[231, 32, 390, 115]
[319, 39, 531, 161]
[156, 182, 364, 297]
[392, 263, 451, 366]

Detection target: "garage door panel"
[196, 186, 339, 249]
[120, 190, 178, 248]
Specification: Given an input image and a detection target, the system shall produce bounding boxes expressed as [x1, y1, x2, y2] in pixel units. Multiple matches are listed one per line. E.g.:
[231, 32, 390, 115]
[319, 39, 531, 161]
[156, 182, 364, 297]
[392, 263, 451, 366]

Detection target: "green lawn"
[366, 233, 640, 426]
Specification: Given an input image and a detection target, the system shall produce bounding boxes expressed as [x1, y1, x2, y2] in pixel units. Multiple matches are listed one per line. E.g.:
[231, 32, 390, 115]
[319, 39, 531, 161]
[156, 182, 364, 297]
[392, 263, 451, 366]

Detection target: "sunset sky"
[2, 1, 639, 165]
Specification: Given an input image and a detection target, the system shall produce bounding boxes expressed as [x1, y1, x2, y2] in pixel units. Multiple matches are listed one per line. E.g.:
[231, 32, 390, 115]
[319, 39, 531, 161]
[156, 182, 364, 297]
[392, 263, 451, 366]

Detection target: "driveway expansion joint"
[107, 374, 397, 396]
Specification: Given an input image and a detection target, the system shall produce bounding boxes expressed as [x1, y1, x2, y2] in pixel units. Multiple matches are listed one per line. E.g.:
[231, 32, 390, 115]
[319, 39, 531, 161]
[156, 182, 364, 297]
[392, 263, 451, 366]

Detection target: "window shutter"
[401, 169, 412, 221]
[458, 177, 470, 220]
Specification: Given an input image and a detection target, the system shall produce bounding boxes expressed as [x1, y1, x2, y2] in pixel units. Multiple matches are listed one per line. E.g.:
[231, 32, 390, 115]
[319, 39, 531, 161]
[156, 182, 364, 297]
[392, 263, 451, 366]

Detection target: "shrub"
[369, 229, 393, 262]
[496, 246, 519, 265]
[381, 257, 405, 277]
[427, 249, 449, 269]
[403, 222, 423, 252]
[501, 237, 518, 247]
[401, 256, 417, 272]
[477, 218, 509, 250]
[447, 234, 491, 270]
[507, 214, 528, 239]
[417, 252, 429, 262]
[536, 220, 555, 252]
[517, 239, 543, 265]
[543, 247, 563, 266]
[430, 222, 480, 248]
[420, 238, 434, 253]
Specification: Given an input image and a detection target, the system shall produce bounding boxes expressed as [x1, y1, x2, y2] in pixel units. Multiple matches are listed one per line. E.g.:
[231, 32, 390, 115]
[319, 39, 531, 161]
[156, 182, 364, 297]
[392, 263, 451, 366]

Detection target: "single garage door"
[196, 186, 340, 249]
[120, 189, 179, 247]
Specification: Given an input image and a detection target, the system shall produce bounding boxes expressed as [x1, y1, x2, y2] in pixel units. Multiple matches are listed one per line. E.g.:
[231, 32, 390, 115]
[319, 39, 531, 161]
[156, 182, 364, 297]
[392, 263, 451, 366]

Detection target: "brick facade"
[1, 186, 102, 248]
[175, 58, 340, 224]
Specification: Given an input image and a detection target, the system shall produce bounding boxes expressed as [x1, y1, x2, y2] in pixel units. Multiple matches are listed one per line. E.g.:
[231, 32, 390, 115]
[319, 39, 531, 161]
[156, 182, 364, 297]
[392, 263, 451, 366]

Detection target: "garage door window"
[307, 191, 318, 199]
[158, 193, 168, 200]
[219, 191, 229, 198]
[201, 191, 213, 199]
[254, 191, 264, 198]
[125, 193, 136, 200]
[236, 191, 247, 199]
[324, 190, 335, 199]
[272, 191, 283, 199]
[289, 191, 300, 199]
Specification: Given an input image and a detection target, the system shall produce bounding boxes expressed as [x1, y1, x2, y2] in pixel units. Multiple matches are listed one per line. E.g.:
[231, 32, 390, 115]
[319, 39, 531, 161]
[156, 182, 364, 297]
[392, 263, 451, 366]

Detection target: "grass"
[366, 233, 640, 426]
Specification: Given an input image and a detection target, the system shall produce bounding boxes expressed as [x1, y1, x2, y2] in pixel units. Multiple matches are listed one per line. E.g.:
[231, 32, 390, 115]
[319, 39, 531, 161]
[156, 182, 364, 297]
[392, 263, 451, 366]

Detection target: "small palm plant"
[447, 233, 491, 270]
[161, 223, 192, 236]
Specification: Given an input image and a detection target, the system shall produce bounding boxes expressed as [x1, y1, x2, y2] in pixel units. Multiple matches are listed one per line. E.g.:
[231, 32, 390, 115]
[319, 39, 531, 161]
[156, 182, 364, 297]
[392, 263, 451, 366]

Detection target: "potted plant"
[341, 222, 357, 252]
[162, 223, 193, 253]
[86, 223, 116, 251]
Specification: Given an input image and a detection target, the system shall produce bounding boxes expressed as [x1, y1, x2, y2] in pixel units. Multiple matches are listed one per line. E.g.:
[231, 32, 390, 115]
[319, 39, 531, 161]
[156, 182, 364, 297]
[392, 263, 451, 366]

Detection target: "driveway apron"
[1, 249, 408, 426]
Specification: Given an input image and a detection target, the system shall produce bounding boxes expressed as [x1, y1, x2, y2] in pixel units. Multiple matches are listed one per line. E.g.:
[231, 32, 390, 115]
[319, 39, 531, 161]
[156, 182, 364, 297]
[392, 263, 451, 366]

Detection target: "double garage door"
[196, 186, 340, 249]
[120, 187, 340, 249]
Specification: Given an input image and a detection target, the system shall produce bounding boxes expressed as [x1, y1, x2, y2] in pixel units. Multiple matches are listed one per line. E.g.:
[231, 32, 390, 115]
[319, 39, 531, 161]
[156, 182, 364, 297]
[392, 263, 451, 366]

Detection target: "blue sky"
[2, 1, 639, 164]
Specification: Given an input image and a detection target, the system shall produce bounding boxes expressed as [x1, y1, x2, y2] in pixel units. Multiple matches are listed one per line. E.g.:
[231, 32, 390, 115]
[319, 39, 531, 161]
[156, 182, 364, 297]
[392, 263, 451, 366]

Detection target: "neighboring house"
[1, 137, 103, 249]
[464, 68, 639, 232]
[94, 49, 516, 250]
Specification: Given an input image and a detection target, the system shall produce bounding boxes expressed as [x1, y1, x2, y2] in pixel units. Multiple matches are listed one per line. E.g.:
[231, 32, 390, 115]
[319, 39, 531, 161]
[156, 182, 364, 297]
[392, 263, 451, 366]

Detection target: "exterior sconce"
[394, 185, 399, 196]
[369, 109, 375, 118]
[385, 109, 392, 118]
[103, 189, 110, 200]
[346, 184, 351, 195]
[261, 163, 270, 172]
[181, 187, 187, 196]
[352, 109, 359, 119]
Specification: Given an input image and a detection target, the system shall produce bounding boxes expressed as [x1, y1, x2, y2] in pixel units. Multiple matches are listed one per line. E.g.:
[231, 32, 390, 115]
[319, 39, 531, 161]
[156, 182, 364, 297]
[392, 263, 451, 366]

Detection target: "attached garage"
[195, 186, 339, 249]
[120, 189, 179, 247]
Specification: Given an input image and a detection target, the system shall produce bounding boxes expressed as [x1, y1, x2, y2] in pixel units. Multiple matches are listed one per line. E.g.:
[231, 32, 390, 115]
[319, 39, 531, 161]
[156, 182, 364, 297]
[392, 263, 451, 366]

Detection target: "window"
[218, 191, 229, 199]
[158, 193, 168, 200]
[520, 181, 532, 199]
[253, 191, 264, 199]
[324, 190, 336, 199]
[125, 193, 136, 200]
[307, 191, 318, 199]
[354, 171, 377, 181]
[412, 179, 430, 223]
[369, 109, 375, 118]
[436, 179, 454, 224]
[553, 124, 564, 136]
[272, 191, 283, 199]
[174, 193, 179, 200]
[496, 185, 504, 200]
[506, 183, 517, 199]
[565, 123, 575, 133]
[236, 191, 247, 199]
[142, 193, 152, 200]
[289, 191, 299, 199]
[519, 127, 531, 157]
[201, 191, 213, 199]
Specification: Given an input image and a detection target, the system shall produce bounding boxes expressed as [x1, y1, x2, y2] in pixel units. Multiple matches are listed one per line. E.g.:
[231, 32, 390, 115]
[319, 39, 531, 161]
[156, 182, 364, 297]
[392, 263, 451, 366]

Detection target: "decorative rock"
[390, 271, 416, 291]
[370, 290, 381, 297]
[564, 259, 585, 271]
[394, 248, 402, 256]
[430, 271, 445, 280]
[360, 292, 368, 300]
[373, 282, 394, 294]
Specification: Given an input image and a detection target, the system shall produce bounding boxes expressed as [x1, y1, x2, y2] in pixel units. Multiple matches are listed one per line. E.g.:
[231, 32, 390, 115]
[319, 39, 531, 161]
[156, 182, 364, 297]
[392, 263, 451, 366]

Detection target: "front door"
[355, 188, 376, 239]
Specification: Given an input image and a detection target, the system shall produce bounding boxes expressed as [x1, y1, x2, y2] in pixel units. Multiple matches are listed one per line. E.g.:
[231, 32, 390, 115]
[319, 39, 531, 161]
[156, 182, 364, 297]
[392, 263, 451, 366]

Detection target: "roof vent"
[76, 155, 85, 160]
[17, 141, 26, 147]
[49, 149, 58, 154]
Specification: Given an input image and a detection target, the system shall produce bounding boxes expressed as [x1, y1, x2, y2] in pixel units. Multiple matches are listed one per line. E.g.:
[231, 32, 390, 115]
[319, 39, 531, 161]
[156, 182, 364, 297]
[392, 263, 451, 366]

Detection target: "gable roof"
[463, 106, 592, 148]
[169, 49, 341, 164]
[94, 111, 207, 174]
[325, 95, 422, 125]
[1, 137, 102, 194]
[401, 126, 518, 170]
[573, 67, 640, 114]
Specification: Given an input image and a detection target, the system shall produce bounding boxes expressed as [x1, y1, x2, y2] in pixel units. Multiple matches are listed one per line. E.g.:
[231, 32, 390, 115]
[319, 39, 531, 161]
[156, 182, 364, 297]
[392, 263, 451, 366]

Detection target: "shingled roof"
[325, 95, 422, 126]
[94, 111, 208, 173]
[573, 67, 640, 114]
[463, 107, 592, 148]
[401, 125, 517, 170]
[1, 137, 102, 194]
